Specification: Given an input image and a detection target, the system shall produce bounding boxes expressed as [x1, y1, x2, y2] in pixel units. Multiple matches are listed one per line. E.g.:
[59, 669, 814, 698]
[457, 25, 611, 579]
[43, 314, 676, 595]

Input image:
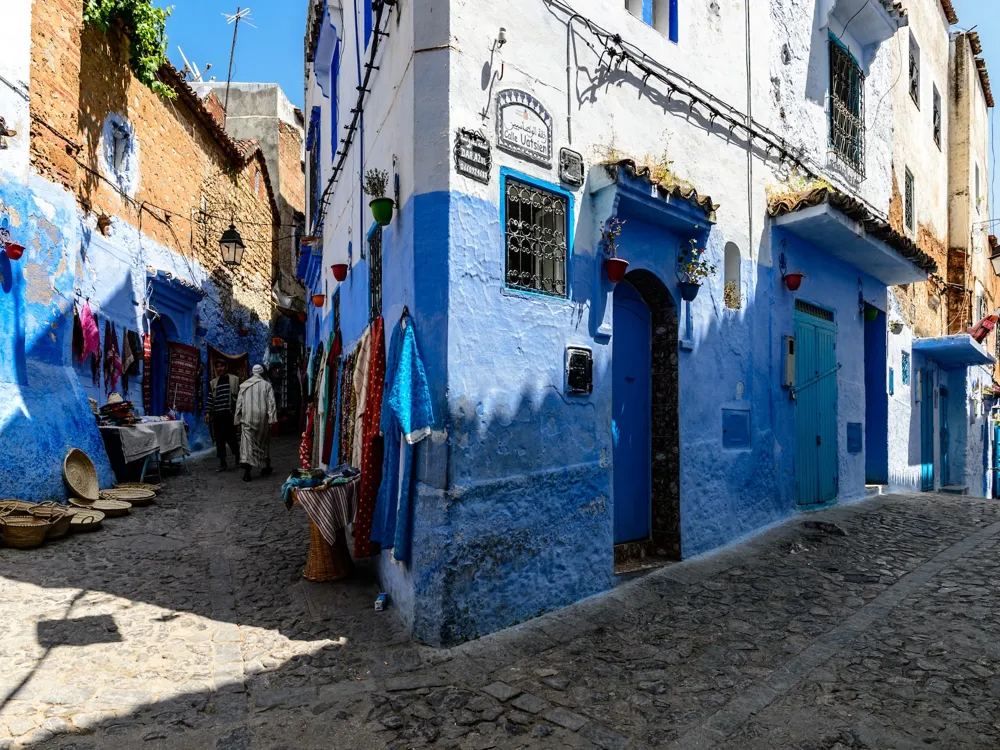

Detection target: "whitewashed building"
[301, 0, 989, 644]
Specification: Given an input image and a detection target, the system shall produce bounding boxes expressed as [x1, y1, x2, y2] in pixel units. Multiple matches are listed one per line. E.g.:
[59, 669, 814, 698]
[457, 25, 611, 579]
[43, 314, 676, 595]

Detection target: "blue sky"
[165, 1, 307, 109]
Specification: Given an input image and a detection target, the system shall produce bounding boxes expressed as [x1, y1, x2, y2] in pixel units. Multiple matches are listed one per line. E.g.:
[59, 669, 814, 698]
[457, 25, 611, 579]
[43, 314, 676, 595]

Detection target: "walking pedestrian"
[235, 363, 278, 482]
[205, 359, 240, 472]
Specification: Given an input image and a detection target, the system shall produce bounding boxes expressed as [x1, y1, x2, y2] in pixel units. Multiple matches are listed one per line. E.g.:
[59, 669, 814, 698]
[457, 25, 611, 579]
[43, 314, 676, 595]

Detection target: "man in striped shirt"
[205, 359, 240, 471]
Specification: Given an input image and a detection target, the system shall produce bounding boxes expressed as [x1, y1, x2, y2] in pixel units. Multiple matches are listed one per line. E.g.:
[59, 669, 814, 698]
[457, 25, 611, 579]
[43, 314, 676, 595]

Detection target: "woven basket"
[303, 521, 352, 582]
[1, 516, 51, 549]
[30, 506, 73, 539]
[0, 500, 34, 516]
[69, 497, 131, 517]
[100, 488, 155, 506]
[63, 449, 99, 501]
[113, 482, 164, 494]
[69, 508, 104, 532]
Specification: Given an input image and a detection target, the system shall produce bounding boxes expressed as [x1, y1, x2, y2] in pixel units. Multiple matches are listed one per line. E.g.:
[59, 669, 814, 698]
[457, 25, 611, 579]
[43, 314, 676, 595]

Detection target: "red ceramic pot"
[783, 272, 805, 291]
[606, 257, 629, 283]
[312, 294, 326, 307]
[297, 312, 307, 323]
[331, 263, 348, 282]
[4, 242, 24, 261]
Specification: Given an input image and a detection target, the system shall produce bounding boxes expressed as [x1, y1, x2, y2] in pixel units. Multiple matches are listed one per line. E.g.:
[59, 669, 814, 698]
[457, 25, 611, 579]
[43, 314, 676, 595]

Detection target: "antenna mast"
[222, 7, 255, 127]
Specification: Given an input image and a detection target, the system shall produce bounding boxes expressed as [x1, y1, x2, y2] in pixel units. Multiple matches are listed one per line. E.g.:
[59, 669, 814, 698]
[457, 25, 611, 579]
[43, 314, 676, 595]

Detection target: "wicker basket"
[69, 508, 104, 532]
[302, 521, 352, 582]
[63, 449, 99, 501]
[30, 506, 73, 539]
[1, 516, 52, 549]
[69, 497, 131, 517]
[0, 500, 34, 516]
[100, 488, 155, 506]
[112, 482, 164, 494]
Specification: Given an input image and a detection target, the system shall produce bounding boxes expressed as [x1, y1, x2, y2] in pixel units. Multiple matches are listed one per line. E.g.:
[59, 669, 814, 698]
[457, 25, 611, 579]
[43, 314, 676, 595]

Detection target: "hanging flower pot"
[606, 257, 629, 283]
[370, 197, 394, 227]
[4, 242, 24, 261]
[783, 272, 805, 291]
[298, 312, 307, 323]
[312, 293, 326, 307]
[889, 320, 904, 334]
[678, 281, 702, 302]
[864, 306, 879, 322]
[331, 263, 348, 282]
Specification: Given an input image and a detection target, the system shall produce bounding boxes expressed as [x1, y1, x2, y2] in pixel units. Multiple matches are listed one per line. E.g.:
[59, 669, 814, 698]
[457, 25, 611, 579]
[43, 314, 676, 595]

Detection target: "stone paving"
[3, 440, 1000, 748]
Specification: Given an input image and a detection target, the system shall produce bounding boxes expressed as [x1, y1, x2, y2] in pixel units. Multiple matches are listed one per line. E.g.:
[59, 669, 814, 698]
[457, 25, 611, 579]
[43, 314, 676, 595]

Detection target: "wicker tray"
[63, 449, 99, 501]
[69, 508, 105, 532]
[112, 482, 164, 494]
[69, 497, 131, 517]
[1, 516, 51, 549]
[101, 488, 155, 506]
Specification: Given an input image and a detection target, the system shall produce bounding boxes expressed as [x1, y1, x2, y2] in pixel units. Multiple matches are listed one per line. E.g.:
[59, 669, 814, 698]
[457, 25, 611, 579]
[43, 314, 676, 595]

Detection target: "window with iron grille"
[932, 85, 941, 147]
[829, 39, 865, 176]
[909, 33, 920, 108]
[904, 168, 915, 232]
[368, 226, 382, 322]
[504, 177, 569, 297]
[902, 352, 910, 386]
[333, 289, 341, 333]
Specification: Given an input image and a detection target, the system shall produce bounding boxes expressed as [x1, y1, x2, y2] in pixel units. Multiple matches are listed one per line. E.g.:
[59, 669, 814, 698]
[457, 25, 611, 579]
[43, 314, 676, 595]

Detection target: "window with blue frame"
[364, 0, 373, 48]
[307, 107, 322, 224]
[624, 0, 678, 43]
[503, 174, 569, 298]
[829, 36, 865, 176]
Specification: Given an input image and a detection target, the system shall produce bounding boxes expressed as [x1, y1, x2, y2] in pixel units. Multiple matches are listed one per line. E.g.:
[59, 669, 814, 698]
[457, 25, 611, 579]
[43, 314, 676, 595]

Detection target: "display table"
[99, 421, 189, 482]
[293, 475, 360, 582]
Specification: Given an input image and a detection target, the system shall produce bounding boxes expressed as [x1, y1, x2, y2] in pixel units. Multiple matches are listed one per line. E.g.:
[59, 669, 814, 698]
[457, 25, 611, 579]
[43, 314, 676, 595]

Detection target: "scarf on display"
[79, 301, 100, 363]
[104, 321, 122, 393]
[321, 332, 342, 465]
[126, 331, 142, 375]
[72, 305, 84, 362]
[142, 332, 152, 414]
[352, 316, 386, 559]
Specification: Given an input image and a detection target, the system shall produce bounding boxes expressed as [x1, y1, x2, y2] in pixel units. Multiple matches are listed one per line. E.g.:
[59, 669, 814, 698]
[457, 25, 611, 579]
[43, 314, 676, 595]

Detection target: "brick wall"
[29, 2, 277, 325]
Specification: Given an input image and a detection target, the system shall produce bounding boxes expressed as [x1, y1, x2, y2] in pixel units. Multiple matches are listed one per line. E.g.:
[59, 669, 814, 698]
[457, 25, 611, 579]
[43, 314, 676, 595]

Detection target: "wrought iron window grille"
[333, 289, 341, 333]
[829, 40, 865, 177]
[368, 226, 383, 322]
[932, 86, 942, 147]
[902, 351, 910, 386]
[904, 168, 915, 232]
[504, 177, 568, 298]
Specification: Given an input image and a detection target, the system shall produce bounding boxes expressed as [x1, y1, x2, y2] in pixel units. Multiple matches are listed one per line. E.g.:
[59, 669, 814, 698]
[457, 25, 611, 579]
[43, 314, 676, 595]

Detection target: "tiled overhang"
[913, 335, 996, 369]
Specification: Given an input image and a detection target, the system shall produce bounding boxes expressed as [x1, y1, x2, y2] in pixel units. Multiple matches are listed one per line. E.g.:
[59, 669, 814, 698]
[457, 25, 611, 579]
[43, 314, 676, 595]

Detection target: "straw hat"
[107, 392, 124, 405]
[63, 448, 99, 501]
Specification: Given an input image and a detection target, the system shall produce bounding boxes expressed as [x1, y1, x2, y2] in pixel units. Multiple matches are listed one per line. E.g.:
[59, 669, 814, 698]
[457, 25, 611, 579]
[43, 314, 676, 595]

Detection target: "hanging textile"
[72, 305, 84, 362]
[371, 313, 435, 563]
[126, 331, 142, 375]
[339, 350, 356, 465]
[300, 403, 315, 469]
[121, 328, 133, 393]
[104, 322, 122, 393]
[351, 328, 373, 469]
[166, 342, 199, 413]
[208, 345, 249, 383]
[321, 332, 342, 464]
[352, 316, 386, 559]
[79, 302, 100, 363]
[142, 333, 152, 414]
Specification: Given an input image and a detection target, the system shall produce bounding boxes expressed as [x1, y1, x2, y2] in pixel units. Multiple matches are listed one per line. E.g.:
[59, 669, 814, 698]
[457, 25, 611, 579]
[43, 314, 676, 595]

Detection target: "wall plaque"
[454, 128, 492, 184]
[559, 147, 584, 186]
[496, 89, 553, 167]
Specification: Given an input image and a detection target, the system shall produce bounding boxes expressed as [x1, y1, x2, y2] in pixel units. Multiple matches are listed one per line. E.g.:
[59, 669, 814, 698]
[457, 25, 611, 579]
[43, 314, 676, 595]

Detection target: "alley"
[0, 442, 998, 749]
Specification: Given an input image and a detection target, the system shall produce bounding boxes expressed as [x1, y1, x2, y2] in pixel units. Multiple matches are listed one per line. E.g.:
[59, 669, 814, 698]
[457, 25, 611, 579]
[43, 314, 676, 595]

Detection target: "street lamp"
[219, 223, 245, 267]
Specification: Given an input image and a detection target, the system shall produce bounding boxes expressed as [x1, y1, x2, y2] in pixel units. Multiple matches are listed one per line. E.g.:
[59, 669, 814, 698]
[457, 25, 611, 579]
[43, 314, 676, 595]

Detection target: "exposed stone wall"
[29, 2, 276, 323]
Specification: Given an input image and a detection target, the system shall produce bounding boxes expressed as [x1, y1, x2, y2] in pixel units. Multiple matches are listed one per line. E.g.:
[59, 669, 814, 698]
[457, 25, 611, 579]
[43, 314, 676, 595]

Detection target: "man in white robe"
[234, 364, 278, 482]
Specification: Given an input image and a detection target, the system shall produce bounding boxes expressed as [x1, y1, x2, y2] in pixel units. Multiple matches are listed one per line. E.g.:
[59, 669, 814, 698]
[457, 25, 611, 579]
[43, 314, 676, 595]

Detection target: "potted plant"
[331, 263, 348, 282]
[889, 319, 904, 334]
[602, 217, 628, 283]
[783, 272, 805, 291]
[364, 168, 394, 227]
[312, 293, 326, 307]
[864, 306, 879, 322]
[3, 241, 24, 261]
[676, 239, 717, 302]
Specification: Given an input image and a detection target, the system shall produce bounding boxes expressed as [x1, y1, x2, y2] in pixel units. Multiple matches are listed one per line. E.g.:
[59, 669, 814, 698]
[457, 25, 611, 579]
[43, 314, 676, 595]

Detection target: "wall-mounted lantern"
[219, 223, 245, 267]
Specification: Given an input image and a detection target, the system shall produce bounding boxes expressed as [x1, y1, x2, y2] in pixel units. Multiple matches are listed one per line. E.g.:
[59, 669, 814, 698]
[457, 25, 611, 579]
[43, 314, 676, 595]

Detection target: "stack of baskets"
[0, 448, 165, 551]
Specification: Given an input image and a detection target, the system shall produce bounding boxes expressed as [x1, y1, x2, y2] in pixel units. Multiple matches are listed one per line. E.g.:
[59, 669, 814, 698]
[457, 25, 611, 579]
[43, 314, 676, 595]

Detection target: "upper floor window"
[909, 33, 920, 108]
[330, 39, 341, 164]
[932, 84, 941, 148]
[976, 163, 982, 213]
[624, 0, 678, 43]
[829, 39, 865, 176]
[724, 242, 741, 310]
[103, 113, 139, 196]
[504, 176, 569, 298]
[364, 0, 373, 48]
[904, 167, 915, 232]
[307, 107, 322, 225]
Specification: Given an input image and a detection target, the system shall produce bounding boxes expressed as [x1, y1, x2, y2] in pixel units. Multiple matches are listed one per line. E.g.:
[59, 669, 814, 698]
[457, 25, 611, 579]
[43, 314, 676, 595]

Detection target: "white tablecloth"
[100, 420, 189, 463]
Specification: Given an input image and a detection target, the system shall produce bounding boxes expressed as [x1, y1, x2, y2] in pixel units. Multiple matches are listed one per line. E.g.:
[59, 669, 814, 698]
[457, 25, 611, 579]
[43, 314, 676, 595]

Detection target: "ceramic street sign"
[496, 89, 553, 167]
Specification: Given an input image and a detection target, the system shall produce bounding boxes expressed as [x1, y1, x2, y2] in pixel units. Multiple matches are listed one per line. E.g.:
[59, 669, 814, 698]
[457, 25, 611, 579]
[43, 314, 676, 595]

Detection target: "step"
[865, 484, 886, 497]
[939, 485, 969, 496]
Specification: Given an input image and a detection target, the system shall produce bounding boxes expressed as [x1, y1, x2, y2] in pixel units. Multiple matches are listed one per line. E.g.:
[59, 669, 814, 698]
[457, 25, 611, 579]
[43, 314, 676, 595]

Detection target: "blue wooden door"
[612, 281, 651, 544]
[939, 387, 949, 486]
[920, 370, 934, 490]
[994, 424, 1000, 498]
[794, 307, 838, 505]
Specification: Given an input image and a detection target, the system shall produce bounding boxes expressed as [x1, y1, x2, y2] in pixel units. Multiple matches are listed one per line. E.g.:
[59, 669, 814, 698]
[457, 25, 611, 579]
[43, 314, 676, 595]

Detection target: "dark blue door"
[939, 387, 949, 486]
[612, 281, 651, 544]
[150, 318, 168, 417]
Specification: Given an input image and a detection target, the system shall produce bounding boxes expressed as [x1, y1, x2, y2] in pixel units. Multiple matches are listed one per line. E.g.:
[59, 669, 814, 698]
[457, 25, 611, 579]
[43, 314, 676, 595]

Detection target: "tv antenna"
[177, 46, 212, 83]
[222, 7, 255, 126]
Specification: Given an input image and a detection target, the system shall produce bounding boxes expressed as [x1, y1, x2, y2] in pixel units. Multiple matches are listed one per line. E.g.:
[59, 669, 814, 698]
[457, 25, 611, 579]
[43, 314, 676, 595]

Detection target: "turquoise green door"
[795, 305, 838, 505]
[920, 371, 934, 490]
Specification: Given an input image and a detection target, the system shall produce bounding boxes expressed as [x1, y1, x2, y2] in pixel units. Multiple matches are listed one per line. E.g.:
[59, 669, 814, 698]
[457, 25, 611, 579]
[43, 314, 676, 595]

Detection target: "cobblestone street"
[3, 441, 1000, 749]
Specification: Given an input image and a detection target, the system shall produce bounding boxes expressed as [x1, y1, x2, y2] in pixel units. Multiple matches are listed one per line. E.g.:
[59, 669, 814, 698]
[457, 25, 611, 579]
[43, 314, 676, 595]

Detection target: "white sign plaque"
[496, 89, 553, 167]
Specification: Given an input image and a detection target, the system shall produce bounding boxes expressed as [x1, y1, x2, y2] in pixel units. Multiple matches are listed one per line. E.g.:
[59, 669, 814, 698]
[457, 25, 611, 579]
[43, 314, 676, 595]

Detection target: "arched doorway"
[149, 314, 177, 416]
[612, 269, 681, 562]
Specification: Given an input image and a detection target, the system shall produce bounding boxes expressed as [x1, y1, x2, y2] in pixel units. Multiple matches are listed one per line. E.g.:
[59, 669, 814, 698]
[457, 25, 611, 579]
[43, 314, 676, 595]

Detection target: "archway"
[149, 313, 177, 416]
[612, 269, 680, 563]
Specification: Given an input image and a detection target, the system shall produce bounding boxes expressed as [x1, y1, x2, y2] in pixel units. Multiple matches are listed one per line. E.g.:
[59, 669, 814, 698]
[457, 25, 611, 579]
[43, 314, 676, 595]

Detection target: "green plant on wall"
[84, 0, 176, 99]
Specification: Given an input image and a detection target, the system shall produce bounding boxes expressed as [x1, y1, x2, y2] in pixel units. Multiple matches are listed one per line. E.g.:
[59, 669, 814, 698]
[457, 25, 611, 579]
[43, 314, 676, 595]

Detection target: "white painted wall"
[0, 0, 33, 183]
